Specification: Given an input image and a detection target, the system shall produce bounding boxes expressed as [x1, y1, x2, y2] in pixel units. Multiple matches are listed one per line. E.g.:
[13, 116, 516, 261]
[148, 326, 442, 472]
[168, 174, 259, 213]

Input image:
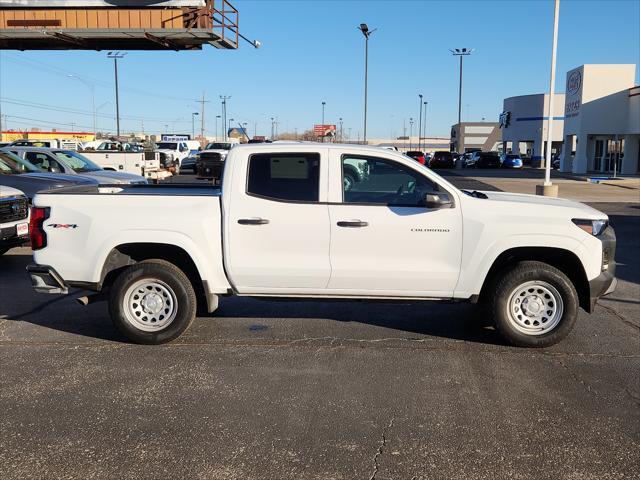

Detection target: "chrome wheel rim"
[122, 279, 177, 332]
[506, 281, 563, 336]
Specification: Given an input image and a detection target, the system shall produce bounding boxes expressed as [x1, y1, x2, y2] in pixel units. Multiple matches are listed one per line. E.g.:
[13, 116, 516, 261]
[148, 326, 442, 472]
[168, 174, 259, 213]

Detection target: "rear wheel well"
[100, 243, 205, 308]
[479, 247, 590, 312]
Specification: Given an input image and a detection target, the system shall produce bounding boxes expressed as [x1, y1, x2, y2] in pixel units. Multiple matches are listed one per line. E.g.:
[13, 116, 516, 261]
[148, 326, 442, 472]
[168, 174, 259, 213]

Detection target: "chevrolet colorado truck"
[26, 143, 616, 347]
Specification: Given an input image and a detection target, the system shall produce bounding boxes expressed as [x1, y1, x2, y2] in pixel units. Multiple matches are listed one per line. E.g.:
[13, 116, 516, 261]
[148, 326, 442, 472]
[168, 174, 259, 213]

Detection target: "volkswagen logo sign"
[567, 70, 582, 95]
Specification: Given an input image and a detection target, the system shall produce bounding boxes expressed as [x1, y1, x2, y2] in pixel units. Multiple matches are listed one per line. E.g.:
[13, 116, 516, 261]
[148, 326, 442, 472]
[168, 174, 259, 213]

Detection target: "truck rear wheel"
[490, 261, 578, 347]
[109, 260, 197, 344]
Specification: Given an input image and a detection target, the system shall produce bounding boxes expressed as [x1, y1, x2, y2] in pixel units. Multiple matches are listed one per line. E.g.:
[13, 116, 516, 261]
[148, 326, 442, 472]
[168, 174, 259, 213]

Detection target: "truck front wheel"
[109, 260, 197, 344]
[490, 261, 578, 347]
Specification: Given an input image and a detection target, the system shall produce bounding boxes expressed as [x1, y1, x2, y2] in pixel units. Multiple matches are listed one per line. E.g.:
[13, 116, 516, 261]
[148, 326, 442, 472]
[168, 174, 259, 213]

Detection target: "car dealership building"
[500, 64, 639, 175]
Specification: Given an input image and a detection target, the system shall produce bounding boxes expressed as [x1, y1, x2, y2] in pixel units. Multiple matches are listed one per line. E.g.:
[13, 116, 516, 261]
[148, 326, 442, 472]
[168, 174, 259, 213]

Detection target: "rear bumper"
[588, 226, 617, 310]
[26, 264, 68, 294]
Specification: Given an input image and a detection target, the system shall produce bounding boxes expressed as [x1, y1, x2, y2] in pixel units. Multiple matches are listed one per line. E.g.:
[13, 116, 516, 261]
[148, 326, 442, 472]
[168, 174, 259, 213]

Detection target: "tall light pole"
[539, 0, 560, 196]
[215, 115, 221, 141]
[68, 75, 96, 134]
[450, 48, 473, 130]
[409, 117, 414, 150]
[418, 94, 423, 151]
[423, 101, 428, 147]
[339, 117, 343, 142]
[220, 95, 231, 140]
[321, 101, 326, 142]
[227, 118, 234, 140]
[358, 23, 376, 144]
[107, 52, 126, 137]
[191, 112, 199, 139]
[270, 117, 275, 139]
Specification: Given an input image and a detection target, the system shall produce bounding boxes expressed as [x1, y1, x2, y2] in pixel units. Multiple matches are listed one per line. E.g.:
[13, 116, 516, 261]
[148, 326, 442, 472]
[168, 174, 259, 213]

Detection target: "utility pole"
[196, 92, 209, 140]
[107, 52, 126, 137]
[339, 117, 343, 142]
[220, 95, 231, 140]
[270, 117, 275, 140]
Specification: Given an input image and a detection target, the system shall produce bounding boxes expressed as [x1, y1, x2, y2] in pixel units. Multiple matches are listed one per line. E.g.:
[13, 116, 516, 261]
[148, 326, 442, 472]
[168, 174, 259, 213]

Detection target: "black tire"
[343, 171, 357, 192]
[489, 261, 578, 347]
[108, 259, 197, 344]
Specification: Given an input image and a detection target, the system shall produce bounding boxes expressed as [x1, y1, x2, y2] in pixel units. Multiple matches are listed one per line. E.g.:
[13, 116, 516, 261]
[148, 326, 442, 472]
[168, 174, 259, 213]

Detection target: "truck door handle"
[337, 220, 368, 228]
[238, 218, 270, 225]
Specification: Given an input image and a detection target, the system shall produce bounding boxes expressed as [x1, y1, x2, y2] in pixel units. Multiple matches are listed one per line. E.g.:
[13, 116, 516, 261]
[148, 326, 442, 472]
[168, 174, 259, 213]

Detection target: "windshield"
[156, 142, 178, 150]
[205, 142, 231, 150]
[0, 151, 40, 174]
[54, 150, 102, 172]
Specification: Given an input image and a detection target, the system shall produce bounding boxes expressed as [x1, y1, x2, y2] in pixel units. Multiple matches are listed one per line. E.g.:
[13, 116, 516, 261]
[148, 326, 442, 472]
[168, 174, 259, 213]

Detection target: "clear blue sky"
[0, 0, 638, 139]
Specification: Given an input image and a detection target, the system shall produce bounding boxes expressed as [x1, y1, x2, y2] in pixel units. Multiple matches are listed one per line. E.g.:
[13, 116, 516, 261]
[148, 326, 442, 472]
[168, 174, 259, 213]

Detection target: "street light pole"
[321, 101, 326, 142]
[191, 112, 199, 139]
[220, 95, 231, 140]
[418, 94, 423, 151]
[409, 118, 414, 150]
[423, 101, 428, 147]
[358, 23, 376, 145]
[270, 117, 275, 140]
[339, 117, 343, 142]
[450, 48, 473, 129]
[107, 52, 126, 137]
[228, 118, 234, 140]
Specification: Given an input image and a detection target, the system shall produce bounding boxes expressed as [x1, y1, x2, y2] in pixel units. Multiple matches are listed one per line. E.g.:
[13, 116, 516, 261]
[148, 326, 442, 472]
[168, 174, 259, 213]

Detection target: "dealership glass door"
[594, 140, 604, 172]
[605, 139, 624, 174]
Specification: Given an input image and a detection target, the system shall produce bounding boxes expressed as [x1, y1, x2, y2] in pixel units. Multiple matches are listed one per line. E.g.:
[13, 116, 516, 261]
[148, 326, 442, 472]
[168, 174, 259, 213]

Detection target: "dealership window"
[247, 153, 320, 202]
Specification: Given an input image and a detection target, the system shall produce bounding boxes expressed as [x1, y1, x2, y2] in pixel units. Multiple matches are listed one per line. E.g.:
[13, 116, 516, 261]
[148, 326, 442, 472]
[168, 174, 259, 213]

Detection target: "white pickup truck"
[26, 143, 616, 347]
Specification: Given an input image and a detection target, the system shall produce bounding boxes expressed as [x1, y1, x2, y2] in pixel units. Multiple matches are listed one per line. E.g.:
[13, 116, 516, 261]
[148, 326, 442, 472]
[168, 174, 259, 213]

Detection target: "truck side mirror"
[425, 192, 453, 209]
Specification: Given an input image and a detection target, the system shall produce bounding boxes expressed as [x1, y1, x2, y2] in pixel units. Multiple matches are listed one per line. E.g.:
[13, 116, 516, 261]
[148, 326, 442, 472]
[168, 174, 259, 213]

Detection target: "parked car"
[7, 147, 147, 184]
[460, 152, 476, 168]
[429, 151, 455, 169]
[0, 185, 29, 255]
[475, 152, 502, 168]
[405, 150, 426, 165]
[27, 143, 616, 348]
[500, 153, 524, 169]
[0, 150, 98, 201]
[180, 154, 199, 174]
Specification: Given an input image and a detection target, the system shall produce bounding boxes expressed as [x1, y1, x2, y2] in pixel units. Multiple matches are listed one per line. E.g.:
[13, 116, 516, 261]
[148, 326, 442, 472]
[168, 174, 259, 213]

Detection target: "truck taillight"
[29, 207, 50, 250]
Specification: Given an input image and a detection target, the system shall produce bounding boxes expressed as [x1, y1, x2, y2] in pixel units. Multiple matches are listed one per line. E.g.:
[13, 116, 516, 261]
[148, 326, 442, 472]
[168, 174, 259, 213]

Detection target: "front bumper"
[26, 264, 68, 294]
[588, 226, 617, 310]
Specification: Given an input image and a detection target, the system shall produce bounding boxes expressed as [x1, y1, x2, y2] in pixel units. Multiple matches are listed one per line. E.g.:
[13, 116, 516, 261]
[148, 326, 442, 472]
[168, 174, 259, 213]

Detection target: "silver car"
[0, 150, 98, 202]
[6, 147, 147, 184]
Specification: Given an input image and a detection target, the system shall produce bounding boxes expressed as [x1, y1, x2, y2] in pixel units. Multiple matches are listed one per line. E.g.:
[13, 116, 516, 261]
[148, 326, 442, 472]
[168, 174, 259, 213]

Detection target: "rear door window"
[247, 153, 320, 202]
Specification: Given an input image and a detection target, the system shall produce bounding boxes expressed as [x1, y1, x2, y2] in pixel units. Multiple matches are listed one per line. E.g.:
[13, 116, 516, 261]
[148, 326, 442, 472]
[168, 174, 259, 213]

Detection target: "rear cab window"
[247, 152, 320, 202]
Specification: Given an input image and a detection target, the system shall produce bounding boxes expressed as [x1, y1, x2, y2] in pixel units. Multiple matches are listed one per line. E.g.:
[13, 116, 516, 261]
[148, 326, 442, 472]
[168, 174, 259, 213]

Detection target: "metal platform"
[0, 27, 236, 50]
[0, 0, 238, 50]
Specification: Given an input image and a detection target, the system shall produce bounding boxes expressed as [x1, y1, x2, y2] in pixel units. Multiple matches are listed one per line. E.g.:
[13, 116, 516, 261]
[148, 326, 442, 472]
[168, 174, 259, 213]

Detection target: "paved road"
[1, 194, 638, 479]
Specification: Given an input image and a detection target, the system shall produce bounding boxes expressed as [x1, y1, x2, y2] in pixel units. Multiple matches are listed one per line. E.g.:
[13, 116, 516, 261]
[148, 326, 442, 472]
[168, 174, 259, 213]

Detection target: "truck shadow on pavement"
[2, 253, 504, 346]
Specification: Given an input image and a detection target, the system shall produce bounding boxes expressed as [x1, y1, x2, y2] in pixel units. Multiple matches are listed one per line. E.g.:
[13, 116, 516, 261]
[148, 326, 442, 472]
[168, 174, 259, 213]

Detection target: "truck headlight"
[572, 218, 608, 236]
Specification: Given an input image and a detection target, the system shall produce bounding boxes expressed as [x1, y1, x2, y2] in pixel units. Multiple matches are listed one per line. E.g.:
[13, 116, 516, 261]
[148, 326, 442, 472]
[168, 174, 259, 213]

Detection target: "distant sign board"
[0, 1, 206, 6]
[564, 67, 583, 119]
[313, 124, 336, 137]
[161, 134, 190, 142]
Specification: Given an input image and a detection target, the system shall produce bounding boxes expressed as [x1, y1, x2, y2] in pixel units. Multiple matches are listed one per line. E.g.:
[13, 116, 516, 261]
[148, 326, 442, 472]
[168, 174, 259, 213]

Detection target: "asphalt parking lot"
[1, 175, 638, 479]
